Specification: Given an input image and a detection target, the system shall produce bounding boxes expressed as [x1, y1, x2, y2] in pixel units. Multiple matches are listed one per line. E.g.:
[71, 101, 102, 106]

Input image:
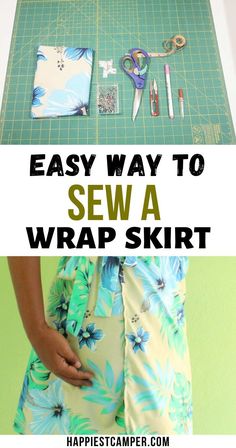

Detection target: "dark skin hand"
[8, 257, 94, 387]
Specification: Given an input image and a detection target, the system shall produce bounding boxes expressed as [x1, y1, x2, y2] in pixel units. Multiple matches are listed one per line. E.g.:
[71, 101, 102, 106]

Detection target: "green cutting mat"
[0, 0, 235, 144]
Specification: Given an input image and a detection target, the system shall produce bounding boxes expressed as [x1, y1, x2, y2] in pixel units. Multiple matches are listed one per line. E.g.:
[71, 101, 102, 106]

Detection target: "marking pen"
[178, 88, 184, 118]
[164, 64, 174, 119]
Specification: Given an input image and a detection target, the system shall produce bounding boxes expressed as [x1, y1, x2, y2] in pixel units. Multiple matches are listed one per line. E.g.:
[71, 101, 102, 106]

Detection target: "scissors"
[121, 48, 150, 121]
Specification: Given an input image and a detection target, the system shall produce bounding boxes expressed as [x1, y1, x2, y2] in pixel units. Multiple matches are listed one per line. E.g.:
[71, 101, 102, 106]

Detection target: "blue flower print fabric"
[31, 46, 93, 118]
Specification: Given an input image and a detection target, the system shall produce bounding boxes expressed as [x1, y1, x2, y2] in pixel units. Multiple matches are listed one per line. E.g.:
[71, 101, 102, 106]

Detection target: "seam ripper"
[150, 79, 159, 116]
[164, 64, 174, 119]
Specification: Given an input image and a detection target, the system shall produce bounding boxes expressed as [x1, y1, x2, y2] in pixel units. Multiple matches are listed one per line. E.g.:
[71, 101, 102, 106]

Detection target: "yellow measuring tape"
[148, 34, 187, 58]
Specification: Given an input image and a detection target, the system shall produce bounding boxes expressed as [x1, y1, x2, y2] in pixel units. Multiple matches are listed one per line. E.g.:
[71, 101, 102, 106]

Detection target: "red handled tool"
[150, 79, 159, 116]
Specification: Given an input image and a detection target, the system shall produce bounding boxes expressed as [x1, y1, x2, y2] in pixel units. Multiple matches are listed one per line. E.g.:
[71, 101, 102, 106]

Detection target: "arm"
[8, 257, 46, 339]
[8, 257, 93, 387]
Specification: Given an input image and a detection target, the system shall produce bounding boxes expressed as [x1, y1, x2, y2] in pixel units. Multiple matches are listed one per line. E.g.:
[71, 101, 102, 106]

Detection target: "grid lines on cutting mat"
[0, 0, 235, 144]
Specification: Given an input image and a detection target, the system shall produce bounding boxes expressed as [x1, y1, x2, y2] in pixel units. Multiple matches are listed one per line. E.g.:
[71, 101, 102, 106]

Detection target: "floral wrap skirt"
[14, 256, 192, 435]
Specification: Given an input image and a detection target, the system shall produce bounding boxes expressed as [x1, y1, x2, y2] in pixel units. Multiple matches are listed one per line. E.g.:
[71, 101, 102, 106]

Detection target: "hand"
[30, 324, 94, 387]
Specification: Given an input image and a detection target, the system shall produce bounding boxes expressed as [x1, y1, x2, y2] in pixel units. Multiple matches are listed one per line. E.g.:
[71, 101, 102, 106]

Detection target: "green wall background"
[0, 257, 236, 434]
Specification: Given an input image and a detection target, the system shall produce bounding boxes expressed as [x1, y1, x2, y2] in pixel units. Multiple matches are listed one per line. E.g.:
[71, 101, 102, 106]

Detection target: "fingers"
[60, 343, 81, 369]
[55, 356, 94, 383]
[59, 375, 93, 387]
[51, 334, 94, 386]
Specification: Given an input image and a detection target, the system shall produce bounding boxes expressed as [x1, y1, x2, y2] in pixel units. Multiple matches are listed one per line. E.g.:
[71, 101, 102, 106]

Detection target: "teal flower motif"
[169, 373, 192, 434]
[126, 327, 150, 353]
[53, 318, 67, 336]
[83, 361, 124, 415]
[69, 414, 98, 434]
[59, 257, 79, 278]
[115, 401, 125, 428]
[65, 258, 95, 338]
[47, 278, 75, 338]
[123, 256, 137, 267]
[20, 350, 50, 394]
[136, 258, 178, 314]
[111, 290, 124, 315]
[52, 293, 69, 321]
[55, 293, 68, 315]
[101, 257, 121, 292]
[18, 374, 29, 409]
[13, 408, 26, 435]
[124, 425, 156, 435]
[95, 257, 123, 317]
[37, 49, 47, 62]
[64, 47, 93, 65]
[32, 86, 45, 107]
[132, 361, 174, 413]
[47, 277, 72, 318]
[159, 295, 187, 357]
[26, 380, 69, 434]
[78, 323, 103, 350]
[176, 304, 184, 326]
[44, 74, 90, 117]
[169, 257, 189, 282]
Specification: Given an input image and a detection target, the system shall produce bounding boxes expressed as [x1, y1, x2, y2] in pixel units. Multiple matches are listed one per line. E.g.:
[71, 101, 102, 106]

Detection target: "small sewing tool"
[178, 88, 184, 118]
[121, 48, 150, 121]
[150, 79, 159, 116]
[164, 64, 174, 119]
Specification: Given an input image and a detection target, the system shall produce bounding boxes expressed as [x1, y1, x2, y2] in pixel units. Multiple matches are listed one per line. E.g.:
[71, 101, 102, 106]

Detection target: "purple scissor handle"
[121, 48, 150, 89]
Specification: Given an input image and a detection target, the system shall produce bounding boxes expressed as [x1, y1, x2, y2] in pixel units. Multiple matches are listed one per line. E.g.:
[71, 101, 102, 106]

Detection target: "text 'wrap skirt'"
[14, 256, 192, 435]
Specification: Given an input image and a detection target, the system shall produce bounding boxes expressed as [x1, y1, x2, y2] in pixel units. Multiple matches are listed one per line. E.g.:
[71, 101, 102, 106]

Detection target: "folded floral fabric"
[31, 46, 93, 118]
